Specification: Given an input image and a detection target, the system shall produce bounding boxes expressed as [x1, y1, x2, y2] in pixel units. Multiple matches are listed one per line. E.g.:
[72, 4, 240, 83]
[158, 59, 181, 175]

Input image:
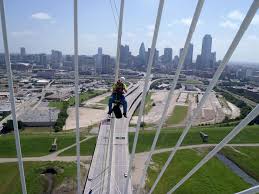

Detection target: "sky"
[0, 0, 259, 62]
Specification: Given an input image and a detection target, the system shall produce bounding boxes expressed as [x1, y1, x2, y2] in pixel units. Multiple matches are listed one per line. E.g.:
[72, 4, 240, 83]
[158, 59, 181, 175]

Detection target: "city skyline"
[0, 0, 259, 62]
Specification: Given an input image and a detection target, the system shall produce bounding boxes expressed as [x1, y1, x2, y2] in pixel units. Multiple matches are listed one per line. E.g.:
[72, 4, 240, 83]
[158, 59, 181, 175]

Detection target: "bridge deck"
[84, 82, 145, 194]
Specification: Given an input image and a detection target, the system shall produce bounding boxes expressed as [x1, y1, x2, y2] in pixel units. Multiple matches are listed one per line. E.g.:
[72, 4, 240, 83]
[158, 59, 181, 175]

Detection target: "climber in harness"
[107, 77, 128, 118]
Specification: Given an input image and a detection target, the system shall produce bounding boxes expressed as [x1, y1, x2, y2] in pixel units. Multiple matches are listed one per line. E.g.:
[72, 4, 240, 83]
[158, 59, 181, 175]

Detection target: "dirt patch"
[53, 178, 76, 194]
[41, 168, 59, 194]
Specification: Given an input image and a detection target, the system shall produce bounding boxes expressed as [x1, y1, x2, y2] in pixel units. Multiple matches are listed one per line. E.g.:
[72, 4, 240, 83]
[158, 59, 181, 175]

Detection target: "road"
[0, 80, 53, 127]
[109, 82, 146, 194]
[83, 81, 146, 194]
[1, 143, 258, 164]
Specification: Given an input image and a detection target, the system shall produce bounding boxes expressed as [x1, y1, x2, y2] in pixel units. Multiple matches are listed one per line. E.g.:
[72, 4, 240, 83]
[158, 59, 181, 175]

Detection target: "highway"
[0, 80, 53, 127]
[83, 81, 146, 194]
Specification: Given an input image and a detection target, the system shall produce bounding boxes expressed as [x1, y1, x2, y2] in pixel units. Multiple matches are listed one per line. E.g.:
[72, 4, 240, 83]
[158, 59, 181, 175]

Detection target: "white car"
[124, 173, 128, 178]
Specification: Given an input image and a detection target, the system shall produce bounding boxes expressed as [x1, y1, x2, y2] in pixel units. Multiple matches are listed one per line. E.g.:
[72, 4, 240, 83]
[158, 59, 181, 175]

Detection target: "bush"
[54, 101, 69, 132]
[1, 120, 24, 134]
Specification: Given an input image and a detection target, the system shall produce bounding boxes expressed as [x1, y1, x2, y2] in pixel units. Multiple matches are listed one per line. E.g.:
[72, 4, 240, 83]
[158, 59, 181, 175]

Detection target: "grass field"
[146, 150, 249, 194]
[59, 136, 97, 156]
[221, 147, 259, 181]
[0, 133, 79, 157]
[165, 105, 188, 125]
[184, 79, 203, 85]
[49, 90, 105, 109]
[129, 125, 259, 153]
[0, 161, 78, 194]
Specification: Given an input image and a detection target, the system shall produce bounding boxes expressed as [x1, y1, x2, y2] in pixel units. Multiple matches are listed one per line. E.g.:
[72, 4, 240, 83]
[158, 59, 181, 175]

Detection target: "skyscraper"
[120, 45, 130, 64]
[51, 50, 62, 66]
[201, 34, 212, 69]
[163, 48, 173, 63]
[20, 47, 26, 60]
[102, 55, 111, 74]
[146, 48, 159, 66]
[96, 47, 103, 74]
[39, 54, 47, 68]
[139, 42, 146, 64]
[179, 43, 193, 69]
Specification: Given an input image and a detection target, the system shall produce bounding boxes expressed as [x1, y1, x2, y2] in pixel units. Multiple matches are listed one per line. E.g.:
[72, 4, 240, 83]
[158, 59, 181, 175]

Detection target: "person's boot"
[123, 113, 127, 118]
[107, 110, 112, 117]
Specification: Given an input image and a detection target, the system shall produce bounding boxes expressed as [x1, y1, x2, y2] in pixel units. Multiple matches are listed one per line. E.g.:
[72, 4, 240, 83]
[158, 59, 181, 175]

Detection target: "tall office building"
[120, 45, 130, 64]
[201, 34, 212, 69]
[210, 52, 216, 68]
[173, 55, 179, 68]
[102, 55, 112, 74]
[51, 50, 62, 62]
[39, 54, 47, 68]
[95, 47, 103, 74]
[179, 43, 193, 69]
[163, 48, 173, 63]
[139, 42, 146, 64]
[146, 48, 159, 66]
[20, 47, 26, 60]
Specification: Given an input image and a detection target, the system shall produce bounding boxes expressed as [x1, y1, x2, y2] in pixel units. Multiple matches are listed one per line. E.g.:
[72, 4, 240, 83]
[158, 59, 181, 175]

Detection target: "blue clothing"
[108, 93, 127, 114]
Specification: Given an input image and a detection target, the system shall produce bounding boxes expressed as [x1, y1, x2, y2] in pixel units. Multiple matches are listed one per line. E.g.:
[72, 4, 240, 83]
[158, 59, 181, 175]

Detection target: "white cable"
[111, 173, 122, 194]
[0, 1, 27, 194]
[235, 185, 259, 194]
[107, 116, 115, 193]
[167, 105, 259, 194]
[109, 1, 124, 191]
[109, 0, 118, 27]
[114, 0, 124, 82]
[123, 1, 165, 193]
[137, 1, 205, 193]
[148, 0, 259, 193]
[113, 0, 119, 18]
[74, 0, 81, 193]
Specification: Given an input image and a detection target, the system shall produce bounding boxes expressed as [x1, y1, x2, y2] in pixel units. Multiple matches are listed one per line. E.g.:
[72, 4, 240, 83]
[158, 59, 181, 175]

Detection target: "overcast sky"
[0, 0, 259, 62]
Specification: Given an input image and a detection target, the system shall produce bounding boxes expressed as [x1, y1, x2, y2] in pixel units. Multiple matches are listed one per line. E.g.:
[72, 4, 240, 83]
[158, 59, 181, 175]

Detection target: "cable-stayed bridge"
[0, 0, 259, 194]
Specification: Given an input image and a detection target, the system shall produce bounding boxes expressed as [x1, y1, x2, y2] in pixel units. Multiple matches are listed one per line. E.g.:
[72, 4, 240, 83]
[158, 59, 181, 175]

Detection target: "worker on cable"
[108, 77, 128, 118]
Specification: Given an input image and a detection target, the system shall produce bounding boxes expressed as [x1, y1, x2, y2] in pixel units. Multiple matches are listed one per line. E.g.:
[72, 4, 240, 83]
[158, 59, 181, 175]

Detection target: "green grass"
[0, 133, 78, 157]
[134, 92, 154, 116]
[221, 147, 259, 181]
[59, 136, 97, 156]
[146, 150, 249, 194]
[23, 127, 52, 133]
[49, 90, 105, 109]
[166, 105, 188, 125]
[0, 161, 77, 194]
[48, 101, 65, 109]
[129, 125, 259, 153]
[184, 79, 202, 84]
[98, 96, 110, 104]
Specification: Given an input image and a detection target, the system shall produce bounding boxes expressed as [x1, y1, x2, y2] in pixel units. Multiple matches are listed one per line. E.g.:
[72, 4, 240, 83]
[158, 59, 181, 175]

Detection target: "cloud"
[227, 10, 244, 21]
[125, 32, 136, 38]
[146, 24, 155, 31]
[11, 30, 34, 37]
[173, 17, 203, 26]
[246, 34, 259, 41]
[225, 10, 259, 25]
[252, 14, 259, 25]
[146, 31, 153, 37]
[31, 12, 52, 20]
[219, 20, 238, 29]
[81, 33, 97, 42]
